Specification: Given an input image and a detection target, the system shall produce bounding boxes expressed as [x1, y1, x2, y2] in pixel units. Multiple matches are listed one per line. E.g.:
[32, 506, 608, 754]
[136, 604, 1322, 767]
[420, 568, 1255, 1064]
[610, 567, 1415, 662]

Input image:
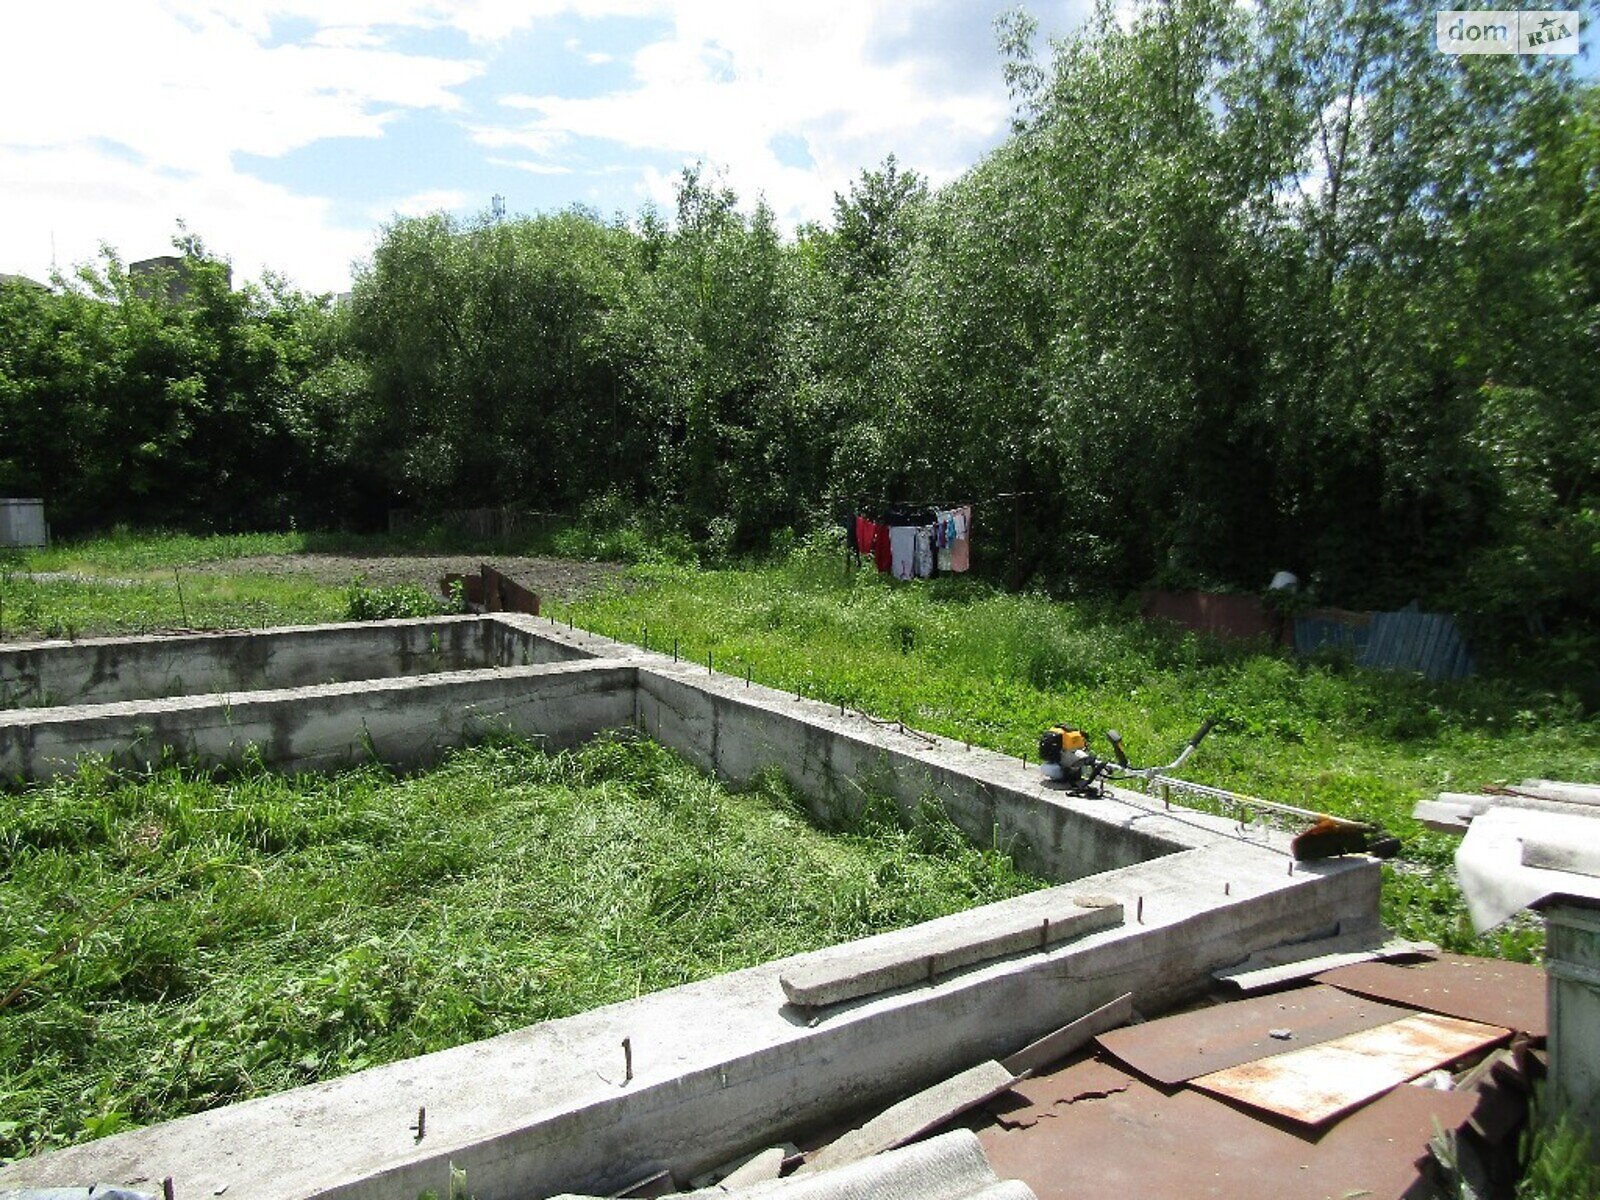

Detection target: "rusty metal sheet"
[1190, 1012, 1509, 1126]
[1095, 984, 1415, 1086]
[1314, 952, 1547, 1038]
[977, 1071, 1476, 1200]
[992, 1057, 1136, 1130]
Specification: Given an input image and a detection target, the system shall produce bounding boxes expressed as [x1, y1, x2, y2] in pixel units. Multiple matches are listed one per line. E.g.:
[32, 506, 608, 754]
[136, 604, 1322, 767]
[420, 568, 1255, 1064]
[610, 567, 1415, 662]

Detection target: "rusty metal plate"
[1190, 1012, 1508, 1126]
[1314, 952, 1547, 1038]
[977, 1071, 1476, 1200]
[1095, 984, 1415, 1086]
[992, 1057, 1137, 1130]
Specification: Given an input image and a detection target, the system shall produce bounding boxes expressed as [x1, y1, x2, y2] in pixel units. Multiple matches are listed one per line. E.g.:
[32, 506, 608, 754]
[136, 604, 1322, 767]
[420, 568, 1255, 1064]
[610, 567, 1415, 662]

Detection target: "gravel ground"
[196, 553, 626, 601]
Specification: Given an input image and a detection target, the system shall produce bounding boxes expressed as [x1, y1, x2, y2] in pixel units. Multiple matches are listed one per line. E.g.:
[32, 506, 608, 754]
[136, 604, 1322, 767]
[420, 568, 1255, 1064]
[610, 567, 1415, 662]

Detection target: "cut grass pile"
[0, 736, 1037, 1162]
[557, 549, 1600, 964]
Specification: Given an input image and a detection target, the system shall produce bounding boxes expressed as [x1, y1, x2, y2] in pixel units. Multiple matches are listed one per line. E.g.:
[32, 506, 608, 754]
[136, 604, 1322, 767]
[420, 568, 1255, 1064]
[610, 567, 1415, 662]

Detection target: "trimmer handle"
[1190, 717, 1218, 747]
[1105, 729, 1129, 767]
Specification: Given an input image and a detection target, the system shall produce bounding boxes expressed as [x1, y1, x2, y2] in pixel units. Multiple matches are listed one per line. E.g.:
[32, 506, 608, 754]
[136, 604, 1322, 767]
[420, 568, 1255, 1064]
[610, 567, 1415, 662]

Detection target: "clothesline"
[837, 489, 1037, 511]
[845, 503, 974, 580]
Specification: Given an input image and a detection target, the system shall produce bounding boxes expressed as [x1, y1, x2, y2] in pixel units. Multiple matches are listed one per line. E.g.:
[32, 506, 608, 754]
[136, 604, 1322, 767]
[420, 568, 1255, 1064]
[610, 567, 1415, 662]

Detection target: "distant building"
[129, 255, 231, 302]
[0, 272, 48, 292]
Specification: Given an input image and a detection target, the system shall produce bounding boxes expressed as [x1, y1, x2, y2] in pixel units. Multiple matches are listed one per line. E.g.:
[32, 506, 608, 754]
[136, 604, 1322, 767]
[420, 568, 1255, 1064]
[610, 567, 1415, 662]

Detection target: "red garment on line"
[854, 515, 875, 558]
[871, 522, 893, 572]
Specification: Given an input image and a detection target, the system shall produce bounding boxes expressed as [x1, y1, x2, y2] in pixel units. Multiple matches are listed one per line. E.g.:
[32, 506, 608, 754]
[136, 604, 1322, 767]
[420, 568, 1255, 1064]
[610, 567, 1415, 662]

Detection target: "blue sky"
[0, 2, 1591, 294]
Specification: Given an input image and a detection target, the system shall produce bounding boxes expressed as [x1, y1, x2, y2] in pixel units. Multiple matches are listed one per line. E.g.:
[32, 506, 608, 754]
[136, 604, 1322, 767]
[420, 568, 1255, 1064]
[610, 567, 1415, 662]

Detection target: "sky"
[0, 1, 1096, 295]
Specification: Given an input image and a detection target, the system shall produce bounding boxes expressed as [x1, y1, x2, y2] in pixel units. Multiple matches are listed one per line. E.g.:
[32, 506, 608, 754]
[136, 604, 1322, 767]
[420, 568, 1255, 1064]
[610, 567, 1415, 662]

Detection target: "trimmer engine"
[1038, 724, 1118, 796]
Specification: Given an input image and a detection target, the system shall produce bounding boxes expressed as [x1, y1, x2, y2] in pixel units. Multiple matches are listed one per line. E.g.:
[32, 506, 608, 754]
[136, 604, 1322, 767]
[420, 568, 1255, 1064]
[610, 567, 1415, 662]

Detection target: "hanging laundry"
[854, 515, 876, 562]
[934, 509, 955, 572]
[914, 526, 935, 578]
[871, 521, 893, 573]
[948, 505, 972, 573]
[889, 525, 917, 580]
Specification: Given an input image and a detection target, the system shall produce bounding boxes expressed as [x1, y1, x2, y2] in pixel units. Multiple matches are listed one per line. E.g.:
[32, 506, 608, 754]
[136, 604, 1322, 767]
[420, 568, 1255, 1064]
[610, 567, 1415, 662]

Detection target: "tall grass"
[0, 737, 1035, 1161]
[562, 544, 1600, 962]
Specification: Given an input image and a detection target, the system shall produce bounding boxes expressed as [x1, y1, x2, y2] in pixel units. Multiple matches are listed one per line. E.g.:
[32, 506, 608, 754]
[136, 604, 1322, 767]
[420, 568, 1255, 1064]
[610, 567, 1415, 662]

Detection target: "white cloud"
[0, 1, 487, 290]
[383, 188, 471, 218]
[481, 0, 1014, 227]
[487, 157, 574, 176]
[0, 143, 373, 294]
[0, 0, 1084, 291]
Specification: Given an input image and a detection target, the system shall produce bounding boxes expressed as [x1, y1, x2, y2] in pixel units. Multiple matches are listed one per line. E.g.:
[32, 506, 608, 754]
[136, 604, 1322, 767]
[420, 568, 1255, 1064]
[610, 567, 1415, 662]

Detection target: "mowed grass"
[0, 737, 1036, 1161]
[558, 550, 1600, 964]
[8, 529, 1599, 965]
[1, 531, 346, 639]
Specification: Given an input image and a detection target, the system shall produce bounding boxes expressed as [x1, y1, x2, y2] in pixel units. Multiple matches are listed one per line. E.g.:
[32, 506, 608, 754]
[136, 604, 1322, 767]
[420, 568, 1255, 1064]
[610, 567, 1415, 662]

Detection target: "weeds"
[344, 581, 445, 622]
[1518, 1096, 1600, 1199]
[0, 737, 1036, 1161]
[562, 551, 1600, 963]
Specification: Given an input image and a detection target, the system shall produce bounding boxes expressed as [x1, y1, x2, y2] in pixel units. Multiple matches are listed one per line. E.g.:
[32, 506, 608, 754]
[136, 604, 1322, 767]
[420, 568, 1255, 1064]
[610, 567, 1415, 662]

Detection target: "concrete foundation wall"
[0, 617, 595, 709]
[0, 660, 634, 780]
[0, 845, 1377, 1200]
[635, 666, 1188, 883]
[0, 616, 1387, 1200]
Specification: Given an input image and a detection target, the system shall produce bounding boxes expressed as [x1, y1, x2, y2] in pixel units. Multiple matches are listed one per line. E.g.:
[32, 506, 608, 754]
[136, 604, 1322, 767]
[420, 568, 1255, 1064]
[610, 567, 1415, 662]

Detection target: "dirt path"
[197, 553, 625, 601]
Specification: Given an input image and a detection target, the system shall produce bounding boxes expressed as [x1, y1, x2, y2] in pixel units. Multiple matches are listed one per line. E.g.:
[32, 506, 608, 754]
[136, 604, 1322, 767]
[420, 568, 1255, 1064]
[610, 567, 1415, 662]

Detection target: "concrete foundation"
[0, 614, 1383, 1200]
[0, 616, 588, 710]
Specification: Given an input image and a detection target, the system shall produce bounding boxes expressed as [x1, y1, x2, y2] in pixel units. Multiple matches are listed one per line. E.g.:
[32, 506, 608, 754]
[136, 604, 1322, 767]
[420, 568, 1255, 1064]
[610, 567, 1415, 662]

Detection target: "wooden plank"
[1002, 993, 1133, 1075]
[717, 1147, 787, 1187]
[801, 1060, 1017, 1175]
[1412, 799, 1473, 835]
[1189, 1012, 1508, 1126]
[1521, 837, 1600, 880]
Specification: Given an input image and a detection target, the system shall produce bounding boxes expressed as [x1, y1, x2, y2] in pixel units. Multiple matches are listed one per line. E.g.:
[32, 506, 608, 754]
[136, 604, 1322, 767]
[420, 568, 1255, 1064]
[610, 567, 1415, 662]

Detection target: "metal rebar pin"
[623, 1036, 634, 1084]
[411, 1106, 426, 1142]
[1136, 896, 1145, 924]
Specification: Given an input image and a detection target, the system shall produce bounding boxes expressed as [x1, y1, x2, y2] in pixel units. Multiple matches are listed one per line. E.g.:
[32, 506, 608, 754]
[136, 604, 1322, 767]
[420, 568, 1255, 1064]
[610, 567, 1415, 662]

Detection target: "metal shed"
[0, 498, 48, 547]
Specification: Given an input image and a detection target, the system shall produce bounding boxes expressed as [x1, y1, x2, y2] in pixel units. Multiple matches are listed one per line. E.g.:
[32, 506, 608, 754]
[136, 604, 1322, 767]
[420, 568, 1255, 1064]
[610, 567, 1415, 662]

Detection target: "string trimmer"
[1038, 718, 1400, 861]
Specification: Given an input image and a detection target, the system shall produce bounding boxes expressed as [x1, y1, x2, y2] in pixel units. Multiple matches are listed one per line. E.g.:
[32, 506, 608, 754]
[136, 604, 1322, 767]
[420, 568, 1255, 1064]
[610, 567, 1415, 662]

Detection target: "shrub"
[343, 581, 442, 622]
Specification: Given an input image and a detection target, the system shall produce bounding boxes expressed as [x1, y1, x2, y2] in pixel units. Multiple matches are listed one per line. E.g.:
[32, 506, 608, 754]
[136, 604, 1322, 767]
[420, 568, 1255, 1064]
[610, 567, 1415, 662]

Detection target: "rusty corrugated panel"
[1095, 984, 1415, 1086]
[976, 1067, 1476, 1200]
[1139, 591, 1282, 642]
[1189, 1012, 1508, 1126]
[1314, 953, 1547, 1038]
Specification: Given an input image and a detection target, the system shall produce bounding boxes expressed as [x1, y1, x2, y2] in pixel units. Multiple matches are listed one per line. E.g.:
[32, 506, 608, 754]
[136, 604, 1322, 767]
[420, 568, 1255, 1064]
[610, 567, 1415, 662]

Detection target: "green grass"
[8, 528, 1598, 962]
[0, 736, 1036, 1162]
[557, 545, 1600, 963]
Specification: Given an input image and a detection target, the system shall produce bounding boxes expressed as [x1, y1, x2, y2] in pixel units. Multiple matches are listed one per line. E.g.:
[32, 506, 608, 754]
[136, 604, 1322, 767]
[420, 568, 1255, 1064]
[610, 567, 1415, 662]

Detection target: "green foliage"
[1518, 1094, 1600, 1199]
[565, 553, 1600, 960]
[547, 491, 699, 565]
[3, 2, 1599, 690]
[0, 738, 1036, 1160]
[343, 581, 444, 622]
[0, 235, 362, 533]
